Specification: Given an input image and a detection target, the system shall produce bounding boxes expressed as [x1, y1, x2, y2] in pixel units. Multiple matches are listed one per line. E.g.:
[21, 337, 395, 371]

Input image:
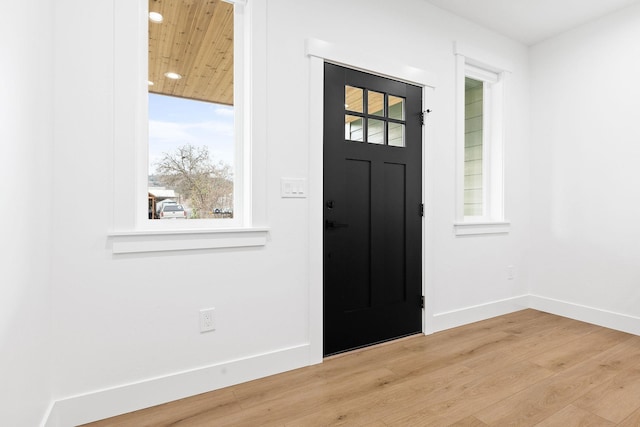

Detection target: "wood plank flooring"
[83, 310, 640, 426]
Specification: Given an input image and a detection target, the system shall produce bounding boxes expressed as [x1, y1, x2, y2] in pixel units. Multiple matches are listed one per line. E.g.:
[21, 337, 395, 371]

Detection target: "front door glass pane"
[345, 86, 364, 113]
[368, 91, 384, 117]
[388, 95, 404, 120]
[368, 119, 385, 144]
[345, 115, 364, 141]
[388, 122, 405, 147]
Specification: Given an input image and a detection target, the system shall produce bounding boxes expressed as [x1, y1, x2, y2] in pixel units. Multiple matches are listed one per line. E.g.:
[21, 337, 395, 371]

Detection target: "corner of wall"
[428, 295, 529, 333]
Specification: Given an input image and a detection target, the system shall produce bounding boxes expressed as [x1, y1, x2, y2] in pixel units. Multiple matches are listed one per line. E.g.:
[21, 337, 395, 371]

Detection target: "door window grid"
[344, 86, 405, 147]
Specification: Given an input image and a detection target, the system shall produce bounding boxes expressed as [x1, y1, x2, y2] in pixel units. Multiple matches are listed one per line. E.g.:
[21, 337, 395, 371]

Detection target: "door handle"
[325, 220, 349, 229]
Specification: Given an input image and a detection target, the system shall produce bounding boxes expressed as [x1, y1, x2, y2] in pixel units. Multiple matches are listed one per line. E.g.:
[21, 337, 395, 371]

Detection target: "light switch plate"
[281, 178, 307, 198]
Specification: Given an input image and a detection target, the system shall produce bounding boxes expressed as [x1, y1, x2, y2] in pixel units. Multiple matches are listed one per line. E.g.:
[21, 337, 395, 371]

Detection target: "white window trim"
[109, 0, 268, 253]
[454, 42, 510, 236]
[110, 228, 268, 254]
[453, 221, 510, 236]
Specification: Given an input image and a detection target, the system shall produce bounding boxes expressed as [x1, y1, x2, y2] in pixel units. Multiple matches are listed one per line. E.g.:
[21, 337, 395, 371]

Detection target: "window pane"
[345, 86, 364, 113]
[388, 122, 405, 147]
[367, 119, 385, 144]
[148, 0, 235, 219]
[345, 115, 364, 141]
[388, 95, 405, 120]
[464, 190, 483, 216]
[464, 77, 483, 216]
[368, 91, 384, 117]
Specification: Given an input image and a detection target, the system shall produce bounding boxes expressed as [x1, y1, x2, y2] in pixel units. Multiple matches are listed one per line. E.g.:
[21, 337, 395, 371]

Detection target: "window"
[147, 0, 237, 222]
[463, 66, 499, 218]
[454, 43, 509, 235]
[110, 0, 268, 253]
[344, 86, 406, 147]
[464, 76, 484, 216]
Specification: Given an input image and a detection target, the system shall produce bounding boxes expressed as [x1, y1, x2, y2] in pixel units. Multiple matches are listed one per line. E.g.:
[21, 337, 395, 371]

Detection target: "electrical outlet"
[507, 265, 515, 280]
[199, 308, 216, 332]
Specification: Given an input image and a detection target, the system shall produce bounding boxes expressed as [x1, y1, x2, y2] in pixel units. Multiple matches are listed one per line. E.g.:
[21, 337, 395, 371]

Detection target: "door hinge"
[421, 296, 425, 309]
[420, 203, 424, 217]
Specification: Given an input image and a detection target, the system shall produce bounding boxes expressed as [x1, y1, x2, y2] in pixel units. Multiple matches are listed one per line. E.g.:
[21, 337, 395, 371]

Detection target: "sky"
[148, 93, 234, 175]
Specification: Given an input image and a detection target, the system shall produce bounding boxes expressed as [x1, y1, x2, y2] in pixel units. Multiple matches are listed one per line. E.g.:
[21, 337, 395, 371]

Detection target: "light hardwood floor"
[83, 309, 640, 426]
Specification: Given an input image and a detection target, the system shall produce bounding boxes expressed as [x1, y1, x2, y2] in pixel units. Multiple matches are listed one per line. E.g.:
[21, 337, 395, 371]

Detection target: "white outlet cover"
[199, 308, 216, 332]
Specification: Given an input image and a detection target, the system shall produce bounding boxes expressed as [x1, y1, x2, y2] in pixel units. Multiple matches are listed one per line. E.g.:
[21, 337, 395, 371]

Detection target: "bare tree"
[155, 144, 233, 218]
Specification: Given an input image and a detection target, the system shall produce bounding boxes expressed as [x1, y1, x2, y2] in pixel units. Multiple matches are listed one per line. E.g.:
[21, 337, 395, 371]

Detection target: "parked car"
[155, 200, 177, 217]
[158, 203, 187, 219]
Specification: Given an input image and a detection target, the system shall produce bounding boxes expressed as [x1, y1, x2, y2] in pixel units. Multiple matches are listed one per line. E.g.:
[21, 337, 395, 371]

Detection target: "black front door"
[324, 63, 423, 356]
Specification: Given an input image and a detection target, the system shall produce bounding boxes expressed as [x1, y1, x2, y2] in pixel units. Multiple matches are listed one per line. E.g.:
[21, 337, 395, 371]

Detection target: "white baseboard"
[41, 296, 640, 426]
[41, 400, 58, 427]
[45, 343, 312, 427]
[428, 295, 529, 333]
[528, 295, 640, 336]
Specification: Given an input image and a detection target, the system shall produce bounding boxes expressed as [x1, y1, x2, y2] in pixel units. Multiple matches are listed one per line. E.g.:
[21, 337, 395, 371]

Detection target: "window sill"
[108, 227, 269, 254]
[454, 221, 510, 236]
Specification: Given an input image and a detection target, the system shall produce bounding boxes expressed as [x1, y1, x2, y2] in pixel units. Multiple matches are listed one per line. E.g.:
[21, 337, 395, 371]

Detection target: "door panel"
[382, 162, 406, 305]
[343, 158, 371, 311]
[324, 63, 423, 356]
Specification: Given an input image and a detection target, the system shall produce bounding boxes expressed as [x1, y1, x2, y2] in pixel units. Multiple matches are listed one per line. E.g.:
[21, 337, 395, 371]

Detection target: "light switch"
[281, 178, 307, 198]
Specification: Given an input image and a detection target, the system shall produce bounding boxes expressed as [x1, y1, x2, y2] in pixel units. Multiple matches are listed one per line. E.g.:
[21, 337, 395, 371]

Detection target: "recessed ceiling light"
[164, 72, 182, 80]
[149, 12, 163, 23]
[148, 80, 154, 86]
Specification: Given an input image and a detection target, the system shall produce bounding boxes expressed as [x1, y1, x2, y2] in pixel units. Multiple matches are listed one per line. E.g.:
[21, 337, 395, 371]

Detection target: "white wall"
[529, 3, 640, 330]
[0, 1, 54, 426]
[5, 0, 532, 424]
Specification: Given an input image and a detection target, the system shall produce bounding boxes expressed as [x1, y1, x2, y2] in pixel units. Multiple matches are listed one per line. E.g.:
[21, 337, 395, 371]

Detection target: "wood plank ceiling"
[148, 0, 233, 106]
